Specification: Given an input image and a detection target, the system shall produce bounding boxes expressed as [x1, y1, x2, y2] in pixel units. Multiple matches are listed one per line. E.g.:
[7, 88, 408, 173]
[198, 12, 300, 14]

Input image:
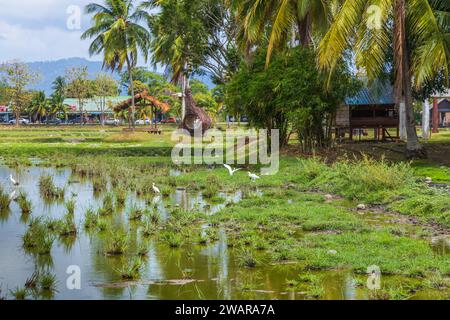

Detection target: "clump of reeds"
[65, 198, 75, 215]
[0, 186, 11, 211]
[98, 193, 115, 216]
[84, 208, 99, 229]
[17, 191, 32, 215]
[104, 230, 128, 255]
[9, 287, 29, 300]
[117, 258, 143, 280]
[128, 204, 145, 221]
[39, 272, 57, 291]
[163, 231, 184, 248]
[236, 249, 259, 268]
[22, 217, 55, 255]
[56, 214, 77, 237]
[92, 176, 107, 194]
[38, 174, 65, 199]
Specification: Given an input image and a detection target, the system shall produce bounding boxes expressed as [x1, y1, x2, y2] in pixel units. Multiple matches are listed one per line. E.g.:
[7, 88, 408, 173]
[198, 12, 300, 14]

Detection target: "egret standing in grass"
[10, 175, 19, 186]
[223, 164, 241, 176]
[248, 172, 260, 181]
[152, 183, 161, 194]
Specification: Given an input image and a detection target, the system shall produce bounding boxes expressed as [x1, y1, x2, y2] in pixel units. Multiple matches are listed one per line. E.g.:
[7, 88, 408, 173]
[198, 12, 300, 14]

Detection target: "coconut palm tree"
[49, 93, 70, 122]
[81, 0, 151, 128]
[317, 0, 449, 159]
[231, 0, 330, 66]
[30, 91, 49, 123]
[52, 76, 67, 97]
[143, 0, 202, 120]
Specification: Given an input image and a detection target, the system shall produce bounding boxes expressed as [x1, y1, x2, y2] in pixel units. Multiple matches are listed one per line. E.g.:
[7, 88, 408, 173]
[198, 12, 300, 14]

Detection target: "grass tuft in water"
[9, 287, 29, 300]
[84, 208, 99, 229]
[236, 249, 259, 268]
[117, 258, 143, 280]
[163, 231, 184, 248]
[39, 272, 57, 291]
[38, 174, 65, 200]
[98, 193, 115, 216]
[0, 186, 11, 211]
[22, 218, 55, 255]
[17, 191, 32, 215]
[104, 230, 128, 255]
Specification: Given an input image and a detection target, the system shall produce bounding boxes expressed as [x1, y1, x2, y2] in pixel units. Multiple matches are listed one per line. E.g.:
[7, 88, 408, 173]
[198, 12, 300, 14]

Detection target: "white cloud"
[0, 21, 98, 62]
[0, 0, 151, 65]
[0, 0, 99, 62]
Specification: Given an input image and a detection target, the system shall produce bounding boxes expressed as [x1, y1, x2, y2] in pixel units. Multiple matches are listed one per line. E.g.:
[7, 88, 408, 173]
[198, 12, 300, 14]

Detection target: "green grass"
[411, 160, 450, 182]
[0, 126, 449, 295]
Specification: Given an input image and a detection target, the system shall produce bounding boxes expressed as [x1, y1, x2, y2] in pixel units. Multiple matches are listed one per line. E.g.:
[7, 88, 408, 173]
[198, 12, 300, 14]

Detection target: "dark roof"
[346, 81, 395, 106]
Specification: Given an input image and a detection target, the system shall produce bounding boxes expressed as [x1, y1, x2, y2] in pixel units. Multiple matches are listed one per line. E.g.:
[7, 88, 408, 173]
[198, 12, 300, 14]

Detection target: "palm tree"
[30, 91, 48, 123]
[81, 0, 151, 128]
[52, 76, 67, 97]
[143, 0, 198, 120]
[49, 93, 70, 122]
[317, 0, 449, 159]
[231, 0, 329, 66]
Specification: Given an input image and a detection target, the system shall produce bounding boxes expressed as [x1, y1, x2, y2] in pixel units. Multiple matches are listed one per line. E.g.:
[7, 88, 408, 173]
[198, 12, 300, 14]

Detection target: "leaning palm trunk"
[181, 87, 212, 136]
[393, 0, 426, 159]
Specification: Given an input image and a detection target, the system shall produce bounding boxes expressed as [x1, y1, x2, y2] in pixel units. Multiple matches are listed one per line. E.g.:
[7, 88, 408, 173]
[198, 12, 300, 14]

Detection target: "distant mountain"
[26, 57, 214, 96]
[26, 58, 120, 95]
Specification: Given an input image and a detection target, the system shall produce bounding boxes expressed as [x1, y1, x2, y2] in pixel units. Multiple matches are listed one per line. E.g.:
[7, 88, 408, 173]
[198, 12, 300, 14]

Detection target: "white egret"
[248, 172, 260, 181]
[223, 164, 241, 176]
[10, 175, 19, 186]
[152, 183, 161, 194]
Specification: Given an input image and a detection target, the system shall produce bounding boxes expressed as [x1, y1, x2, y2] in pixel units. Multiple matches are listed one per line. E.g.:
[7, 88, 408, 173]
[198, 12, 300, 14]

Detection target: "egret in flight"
[223, 164, 241, 176]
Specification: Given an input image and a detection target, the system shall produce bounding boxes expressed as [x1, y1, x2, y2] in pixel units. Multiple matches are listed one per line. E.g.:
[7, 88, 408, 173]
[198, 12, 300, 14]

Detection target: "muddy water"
[0, 166, 446, 300]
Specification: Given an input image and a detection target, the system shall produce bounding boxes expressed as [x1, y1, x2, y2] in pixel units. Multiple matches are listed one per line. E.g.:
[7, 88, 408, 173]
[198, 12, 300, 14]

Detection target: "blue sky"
[0, 0, 147, 63]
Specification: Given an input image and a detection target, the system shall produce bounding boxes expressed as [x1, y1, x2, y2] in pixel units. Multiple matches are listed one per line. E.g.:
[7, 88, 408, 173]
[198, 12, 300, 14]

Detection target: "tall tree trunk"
[15, 108, 19, 127]
[181, 61, 190, 121]
[126, 56, 135, 129]
[422, 100, 430, 139]
[296, 12, 312, 47]
[393, 0, 426, 159]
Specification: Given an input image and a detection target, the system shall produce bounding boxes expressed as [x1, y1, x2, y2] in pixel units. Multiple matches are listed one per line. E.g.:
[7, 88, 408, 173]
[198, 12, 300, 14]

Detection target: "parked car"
[9, 118, 30, 125]
[68, 117, 87, 125]
[104, 119, 120, 126]
[46, 119, 62, 125]
[161, 117, 177, 124]
[135, 118, 150, 125]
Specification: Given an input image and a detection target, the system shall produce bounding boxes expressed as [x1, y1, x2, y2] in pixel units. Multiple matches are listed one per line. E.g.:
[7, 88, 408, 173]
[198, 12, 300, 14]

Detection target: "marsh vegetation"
[0, 128, 448, 300]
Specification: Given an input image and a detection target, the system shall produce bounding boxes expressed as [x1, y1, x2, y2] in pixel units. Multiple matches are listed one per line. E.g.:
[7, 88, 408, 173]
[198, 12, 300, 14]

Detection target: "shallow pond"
[0, 166, 447, 300]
